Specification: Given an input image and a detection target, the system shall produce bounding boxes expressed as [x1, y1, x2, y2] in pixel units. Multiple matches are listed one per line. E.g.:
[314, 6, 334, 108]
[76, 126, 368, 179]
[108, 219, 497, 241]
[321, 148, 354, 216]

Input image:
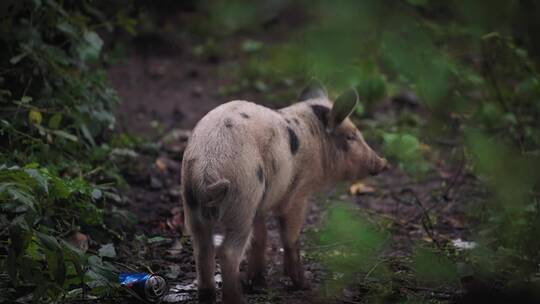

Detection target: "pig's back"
[183, 100, 294, 210]
[186, 100, 282, 160]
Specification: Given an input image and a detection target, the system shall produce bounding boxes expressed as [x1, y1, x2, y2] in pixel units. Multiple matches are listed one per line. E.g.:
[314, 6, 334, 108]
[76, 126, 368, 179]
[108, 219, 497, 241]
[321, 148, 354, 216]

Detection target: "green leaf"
[80, 123, 96, 146]
[48, 113, 63, 129]
[61, 240, 86, 285]
[24, 168, 48, 194]
[56, 21, 78, 37]
[52, 130, 78, 142]
[5, 186, 36, 210]
[75, 201, 103, 225]
[47, 246, 66, 285]
[78, 31, 103, 62]
[147, 236, 171, 244]
[21, 96, 33, 103]
[87, 255, 118, 283]
[50, 176, 71, 199]
[36, 231, 61, 251]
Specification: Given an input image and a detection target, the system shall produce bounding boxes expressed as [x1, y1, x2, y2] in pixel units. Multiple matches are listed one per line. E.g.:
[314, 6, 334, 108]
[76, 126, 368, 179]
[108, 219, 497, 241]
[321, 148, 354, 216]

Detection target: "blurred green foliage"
[202, 0, 540, 299]
[315, 203, 391, 299]
[412, 246, 458, 286]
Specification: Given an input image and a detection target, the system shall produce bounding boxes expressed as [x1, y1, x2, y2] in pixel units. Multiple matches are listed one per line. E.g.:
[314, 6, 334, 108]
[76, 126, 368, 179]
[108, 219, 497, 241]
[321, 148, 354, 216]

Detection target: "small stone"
[192, 85, 203, 97]
[150, 176, 164, 190]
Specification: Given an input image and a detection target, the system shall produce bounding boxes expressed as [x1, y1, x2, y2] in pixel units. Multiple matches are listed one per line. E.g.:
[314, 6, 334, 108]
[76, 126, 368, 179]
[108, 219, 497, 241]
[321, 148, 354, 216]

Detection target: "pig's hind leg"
[246, 215, 268, 291]
[190, 219, 216, 303]
[218, 219, 252, 304]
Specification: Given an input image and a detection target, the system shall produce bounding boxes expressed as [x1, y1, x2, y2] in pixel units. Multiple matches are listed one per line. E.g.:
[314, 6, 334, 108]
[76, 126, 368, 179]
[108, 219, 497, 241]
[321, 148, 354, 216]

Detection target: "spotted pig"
[181, 82, 387, 304]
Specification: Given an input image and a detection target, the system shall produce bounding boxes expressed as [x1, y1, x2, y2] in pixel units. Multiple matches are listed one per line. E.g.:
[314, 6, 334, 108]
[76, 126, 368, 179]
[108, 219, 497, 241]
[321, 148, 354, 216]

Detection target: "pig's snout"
[369, 156, 389, 176]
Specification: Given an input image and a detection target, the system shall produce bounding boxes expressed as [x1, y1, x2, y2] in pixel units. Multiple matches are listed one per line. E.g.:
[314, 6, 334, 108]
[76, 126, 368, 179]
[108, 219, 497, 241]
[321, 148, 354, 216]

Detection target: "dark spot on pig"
[271, 158, 278, 174]
[257, 165, 264, 183]
[310, 105, 330, 127]
[293, 118, 300, 125]
[240, 112, 250, 119]
[183, 159, 198, 209]
[287, 127, 300, 154]
[224, 118, 233, 128]
[285, 118, 291, 124]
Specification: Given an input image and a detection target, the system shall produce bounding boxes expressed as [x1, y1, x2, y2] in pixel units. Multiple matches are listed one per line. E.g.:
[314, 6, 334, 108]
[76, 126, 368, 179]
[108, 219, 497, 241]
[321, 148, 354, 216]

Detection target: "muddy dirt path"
[107, 36, 330, 303]
[107, 27, 470, 304]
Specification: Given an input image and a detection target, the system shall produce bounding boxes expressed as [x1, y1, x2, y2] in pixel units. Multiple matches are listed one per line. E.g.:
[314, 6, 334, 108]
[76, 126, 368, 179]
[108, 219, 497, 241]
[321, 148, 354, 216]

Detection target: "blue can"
[119, 273, 167, 302]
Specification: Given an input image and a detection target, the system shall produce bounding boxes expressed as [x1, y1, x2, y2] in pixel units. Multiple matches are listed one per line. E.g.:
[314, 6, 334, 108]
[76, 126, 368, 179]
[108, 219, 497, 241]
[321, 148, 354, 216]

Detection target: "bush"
[0, 1, 133, 301]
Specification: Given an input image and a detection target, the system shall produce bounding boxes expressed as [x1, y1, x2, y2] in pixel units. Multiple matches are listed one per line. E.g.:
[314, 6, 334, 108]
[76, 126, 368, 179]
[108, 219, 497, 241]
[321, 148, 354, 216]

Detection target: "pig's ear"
[330, 88, 359, 129]
[298, 79, 328, 101]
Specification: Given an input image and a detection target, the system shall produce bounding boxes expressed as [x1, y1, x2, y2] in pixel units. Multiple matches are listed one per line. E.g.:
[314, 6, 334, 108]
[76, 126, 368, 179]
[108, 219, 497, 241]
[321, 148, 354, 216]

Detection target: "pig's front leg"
[278, 195, 310, 290]
[246, 215, 268, 290]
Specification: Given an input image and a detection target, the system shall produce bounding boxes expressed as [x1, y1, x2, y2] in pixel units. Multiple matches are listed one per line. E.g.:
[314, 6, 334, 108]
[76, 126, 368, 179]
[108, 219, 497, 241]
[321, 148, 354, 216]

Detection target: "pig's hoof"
[198, 288, 216, 303]
[242, 275, 267, 294]
[289, 279, 311, 291]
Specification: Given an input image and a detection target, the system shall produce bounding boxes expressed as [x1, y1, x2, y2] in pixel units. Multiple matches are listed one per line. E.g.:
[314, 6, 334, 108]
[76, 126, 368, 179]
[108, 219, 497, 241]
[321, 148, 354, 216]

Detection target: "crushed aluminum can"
[119, 273, 167, 302]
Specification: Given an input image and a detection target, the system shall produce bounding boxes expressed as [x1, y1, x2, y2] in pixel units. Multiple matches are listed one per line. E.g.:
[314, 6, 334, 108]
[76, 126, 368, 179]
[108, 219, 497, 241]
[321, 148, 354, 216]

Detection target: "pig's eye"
[346, 133, 357, 141]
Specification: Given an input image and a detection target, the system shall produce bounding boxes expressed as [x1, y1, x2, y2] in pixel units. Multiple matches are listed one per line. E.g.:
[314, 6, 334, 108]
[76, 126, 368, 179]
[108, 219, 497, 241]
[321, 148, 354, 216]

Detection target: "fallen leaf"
[349, 181, 376, 195]
[155, 158, 167, 172]
[419, 143, 432, 153]
[68, 232, 89, 253]
[167, 239, 184, 256]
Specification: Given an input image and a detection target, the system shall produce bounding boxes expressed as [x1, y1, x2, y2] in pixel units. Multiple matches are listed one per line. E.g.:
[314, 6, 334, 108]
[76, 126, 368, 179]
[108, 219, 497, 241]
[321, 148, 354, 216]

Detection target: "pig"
[181, 81, 387, 304]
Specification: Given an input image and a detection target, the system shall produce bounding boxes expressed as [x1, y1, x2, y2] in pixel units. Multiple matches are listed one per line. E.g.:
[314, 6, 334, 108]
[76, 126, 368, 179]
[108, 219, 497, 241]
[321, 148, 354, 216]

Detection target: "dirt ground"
[106, 11, 472, 304]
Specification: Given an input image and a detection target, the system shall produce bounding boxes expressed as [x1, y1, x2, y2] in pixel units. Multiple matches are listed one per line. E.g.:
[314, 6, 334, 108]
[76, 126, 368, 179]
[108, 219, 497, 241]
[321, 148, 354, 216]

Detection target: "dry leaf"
[156, 158, 167, 172]
[68, 232, 89, 253]
[419, 143, 432, 153]
[349, 181, 375, 195]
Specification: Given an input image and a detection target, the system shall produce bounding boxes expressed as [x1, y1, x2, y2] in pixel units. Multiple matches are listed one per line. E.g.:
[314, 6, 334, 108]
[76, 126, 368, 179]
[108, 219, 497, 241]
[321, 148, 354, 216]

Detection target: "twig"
[399, 188, 442, 249]
[111, 260, 140, 272]
[363, 258, 388, 282]
[306, 240, 362, 251]
[442, 148, 466, 201]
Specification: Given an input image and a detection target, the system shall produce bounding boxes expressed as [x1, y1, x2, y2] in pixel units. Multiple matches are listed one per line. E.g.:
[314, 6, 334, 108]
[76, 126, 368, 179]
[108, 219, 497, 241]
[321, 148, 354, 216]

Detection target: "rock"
[391, 90, 419, 107]
[192, 85, 203, 97]
[169, 187, 181, 199]
[150, 176, 164, 189]
[160, 128, 191, 155]
[155, 155, 181, 173]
